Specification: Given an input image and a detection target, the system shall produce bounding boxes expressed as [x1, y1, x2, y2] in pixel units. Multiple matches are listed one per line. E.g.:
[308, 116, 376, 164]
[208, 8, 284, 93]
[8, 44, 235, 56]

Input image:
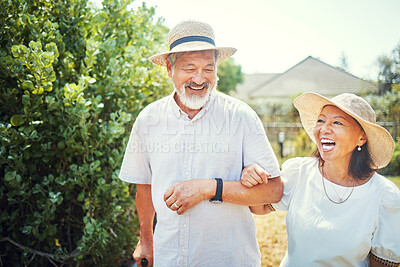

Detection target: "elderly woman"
[241, 93, 400, 266]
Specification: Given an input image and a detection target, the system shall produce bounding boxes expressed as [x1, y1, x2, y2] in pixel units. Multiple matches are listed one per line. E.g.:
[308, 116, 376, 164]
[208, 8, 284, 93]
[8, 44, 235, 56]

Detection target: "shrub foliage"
[0, 0, 170, 265]
[217, 57, 243, 94]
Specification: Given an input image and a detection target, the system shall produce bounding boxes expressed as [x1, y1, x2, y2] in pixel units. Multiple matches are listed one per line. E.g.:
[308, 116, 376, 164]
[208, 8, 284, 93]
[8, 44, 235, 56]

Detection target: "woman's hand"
[241, 164, 271, 188]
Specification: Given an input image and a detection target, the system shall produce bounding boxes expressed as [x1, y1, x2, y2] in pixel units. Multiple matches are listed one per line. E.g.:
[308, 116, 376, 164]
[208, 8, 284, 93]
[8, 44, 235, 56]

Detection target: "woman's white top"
[273, 157, 400, 266]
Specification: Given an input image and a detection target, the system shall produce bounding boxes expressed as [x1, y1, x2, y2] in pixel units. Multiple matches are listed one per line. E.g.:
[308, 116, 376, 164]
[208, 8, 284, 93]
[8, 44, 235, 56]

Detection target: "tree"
[338, 51, 350, 73]
[0, 0, 170, 265]
[377, 43, 400, 95]
[217, 57, 243, 94]
[367, 42, 400, 175]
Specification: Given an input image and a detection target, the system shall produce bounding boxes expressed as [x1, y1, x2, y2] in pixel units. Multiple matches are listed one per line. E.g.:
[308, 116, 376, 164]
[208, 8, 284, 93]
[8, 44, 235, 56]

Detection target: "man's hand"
[241, 164, 271, 188]
[133, 240, 153, 267]
[164, 179, 214, 215]
[134, 184, 154, 266]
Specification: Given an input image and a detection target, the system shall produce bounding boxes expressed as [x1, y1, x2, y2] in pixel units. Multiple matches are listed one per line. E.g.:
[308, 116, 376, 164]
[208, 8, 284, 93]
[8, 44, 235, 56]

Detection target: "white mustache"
[185, 82, 210, 88]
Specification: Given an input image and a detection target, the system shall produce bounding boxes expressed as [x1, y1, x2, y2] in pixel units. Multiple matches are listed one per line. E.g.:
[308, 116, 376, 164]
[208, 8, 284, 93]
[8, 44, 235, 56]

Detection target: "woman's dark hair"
[312, 116, 377, 180]
[312, 144, 376, 180]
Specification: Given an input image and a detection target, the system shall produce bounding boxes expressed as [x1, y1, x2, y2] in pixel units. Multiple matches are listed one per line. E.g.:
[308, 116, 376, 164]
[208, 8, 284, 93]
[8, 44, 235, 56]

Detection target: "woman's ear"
[359, 131, 367, 146]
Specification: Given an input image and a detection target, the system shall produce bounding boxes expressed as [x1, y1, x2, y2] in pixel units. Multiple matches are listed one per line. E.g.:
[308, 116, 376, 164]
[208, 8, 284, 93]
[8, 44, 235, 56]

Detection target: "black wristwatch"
[209, 178, 223, 203]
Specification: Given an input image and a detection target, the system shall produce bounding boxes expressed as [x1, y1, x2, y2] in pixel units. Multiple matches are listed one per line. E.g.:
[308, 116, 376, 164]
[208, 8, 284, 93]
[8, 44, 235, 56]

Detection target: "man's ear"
[166, 60, 173, 78]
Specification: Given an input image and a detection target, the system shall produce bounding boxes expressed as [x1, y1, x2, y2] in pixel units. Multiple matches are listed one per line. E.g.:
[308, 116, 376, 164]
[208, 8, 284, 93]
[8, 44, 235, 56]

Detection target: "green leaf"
[5, 171, 16, 181]
[55, 176, 67, 185]
[70, 164, 77, 172]
[78, 190, 85, 202]
[111, 189, 117, 198]
[45, 42, 59, 58]
[30, 130, 37, 138]
[85, 222, 94, 235]
[22, 80, 34, 91]
[43, 83, 53, 92]
[11, 45, 20, 57]
[32, 87, 44, 95]
[48, 71, 56, 82]
[10, 115, 24, 126]
[32, 227, 39, 238]
[57, 141, 65, 149]
[87, 77, 96, 84]
[29, 41, 37, 50]
[22, 95, 30, 106]
[22, 144, 31, 150]
[21, 225, 33, 235]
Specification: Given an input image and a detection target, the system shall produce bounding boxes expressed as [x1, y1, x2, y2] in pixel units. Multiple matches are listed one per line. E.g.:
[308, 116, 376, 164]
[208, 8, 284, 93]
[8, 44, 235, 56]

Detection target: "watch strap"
[210, 178, 223, 202]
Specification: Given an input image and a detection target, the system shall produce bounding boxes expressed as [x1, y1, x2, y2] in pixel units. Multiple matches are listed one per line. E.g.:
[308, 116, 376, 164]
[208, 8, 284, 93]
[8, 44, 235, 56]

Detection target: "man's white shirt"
[119, 90, 280, 267]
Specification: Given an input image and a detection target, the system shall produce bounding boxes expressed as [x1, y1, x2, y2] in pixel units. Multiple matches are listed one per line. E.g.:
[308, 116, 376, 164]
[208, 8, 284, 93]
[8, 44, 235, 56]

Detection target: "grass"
[256, 176, 400, 266]
[255, 211, 287, 267]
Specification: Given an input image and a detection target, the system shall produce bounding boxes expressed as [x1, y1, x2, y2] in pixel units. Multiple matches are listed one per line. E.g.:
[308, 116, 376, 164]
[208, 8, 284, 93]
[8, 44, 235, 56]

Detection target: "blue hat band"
[170, 36, 215, 50]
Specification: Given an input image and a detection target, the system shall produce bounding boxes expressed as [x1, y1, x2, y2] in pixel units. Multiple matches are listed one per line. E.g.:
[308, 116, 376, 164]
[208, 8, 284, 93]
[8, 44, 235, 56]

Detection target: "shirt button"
[182, 249, 185, 252]
[183, 224, 187, 228]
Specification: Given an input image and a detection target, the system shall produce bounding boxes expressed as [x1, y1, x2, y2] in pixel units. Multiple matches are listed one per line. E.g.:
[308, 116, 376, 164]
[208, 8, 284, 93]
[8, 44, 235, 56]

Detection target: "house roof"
[238, 56, 377, 99]
[232, 73, 279, 99]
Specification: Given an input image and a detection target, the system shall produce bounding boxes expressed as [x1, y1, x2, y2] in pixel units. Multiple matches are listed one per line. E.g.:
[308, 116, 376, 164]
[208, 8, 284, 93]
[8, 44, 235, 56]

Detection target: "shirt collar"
[170, 92, 183, 119]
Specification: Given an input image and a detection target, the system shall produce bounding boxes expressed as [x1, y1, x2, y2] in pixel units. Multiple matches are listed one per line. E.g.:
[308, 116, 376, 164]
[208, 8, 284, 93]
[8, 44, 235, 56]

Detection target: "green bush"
[380, 138, 400, 176]
[0, 0, 170, 265]
[365, 91, 400, 125]
[216, 57, 243, 94]
[279, 129, 316, 165]
[365, 92, 399, 176]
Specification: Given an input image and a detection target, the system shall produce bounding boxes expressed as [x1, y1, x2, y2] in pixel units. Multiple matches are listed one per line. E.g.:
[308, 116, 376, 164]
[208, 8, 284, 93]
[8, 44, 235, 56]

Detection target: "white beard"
[174, 82, 216, 110]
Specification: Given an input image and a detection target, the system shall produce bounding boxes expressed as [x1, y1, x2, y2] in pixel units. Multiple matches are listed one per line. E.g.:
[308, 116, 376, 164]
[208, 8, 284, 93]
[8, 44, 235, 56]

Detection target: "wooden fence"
[264, 121, 400, 143]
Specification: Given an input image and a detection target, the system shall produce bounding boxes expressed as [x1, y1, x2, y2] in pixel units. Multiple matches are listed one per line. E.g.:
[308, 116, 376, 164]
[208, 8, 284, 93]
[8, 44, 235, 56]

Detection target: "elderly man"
[119, 20, 282, 267]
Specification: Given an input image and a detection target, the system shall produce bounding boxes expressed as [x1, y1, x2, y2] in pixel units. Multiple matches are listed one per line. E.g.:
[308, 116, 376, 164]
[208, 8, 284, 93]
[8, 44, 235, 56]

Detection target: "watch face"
[209, 199, 223, 204]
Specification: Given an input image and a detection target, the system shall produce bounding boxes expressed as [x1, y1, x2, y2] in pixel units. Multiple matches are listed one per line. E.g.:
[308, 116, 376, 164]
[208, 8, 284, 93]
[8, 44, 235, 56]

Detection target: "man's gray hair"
[167, 50, 219, 68]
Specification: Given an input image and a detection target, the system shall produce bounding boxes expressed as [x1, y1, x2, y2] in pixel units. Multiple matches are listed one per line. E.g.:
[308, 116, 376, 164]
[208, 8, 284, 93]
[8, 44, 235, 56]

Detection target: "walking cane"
[131, 258, 148, 267]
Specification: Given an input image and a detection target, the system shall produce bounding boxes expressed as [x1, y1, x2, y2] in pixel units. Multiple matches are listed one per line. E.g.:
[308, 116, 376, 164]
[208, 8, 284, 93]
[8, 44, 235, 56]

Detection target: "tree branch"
[1, 237, 79, 263]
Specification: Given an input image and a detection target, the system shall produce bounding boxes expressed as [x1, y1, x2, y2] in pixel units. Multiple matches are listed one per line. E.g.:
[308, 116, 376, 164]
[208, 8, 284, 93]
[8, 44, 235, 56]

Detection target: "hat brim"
[293, 92, 394, 169]
[149, 42, 237, 66]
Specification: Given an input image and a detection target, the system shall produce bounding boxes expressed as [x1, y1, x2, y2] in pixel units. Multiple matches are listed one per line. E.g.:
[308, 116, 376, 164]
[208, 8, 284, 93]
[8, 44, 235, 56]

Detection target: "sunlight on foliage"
[0, 0, 170, 265]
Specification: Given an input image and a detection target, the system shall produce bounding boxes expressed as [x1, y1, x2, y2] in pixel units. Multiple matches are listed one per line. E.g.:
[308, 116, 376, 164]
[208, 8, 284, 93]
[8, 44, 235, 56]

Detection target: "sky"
[126, 0, 400, 80]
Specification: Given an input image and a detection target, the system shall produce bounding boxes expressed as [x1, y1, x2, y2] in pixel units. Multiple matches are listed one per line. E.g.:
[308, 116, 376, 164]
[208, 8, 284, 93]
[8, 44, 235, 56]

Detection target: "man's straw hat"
[294, 92, 394, 169]
[149, 20, 236, 66]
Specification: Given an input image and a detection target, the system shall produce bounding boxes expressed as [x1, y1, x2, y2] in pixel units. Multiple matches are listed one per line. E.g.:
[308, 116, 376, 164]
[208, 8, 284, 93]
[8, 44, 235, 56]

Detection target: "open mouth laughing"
[185, 82, 209, 92]
[321, 138, 336, 152]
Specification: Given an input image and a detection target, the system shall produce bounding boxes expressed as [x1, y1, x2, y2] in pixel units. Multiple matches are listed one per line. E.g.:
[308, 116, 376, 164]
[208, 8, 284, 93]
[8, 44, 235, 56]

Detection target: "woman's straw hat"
[294, 92, 394, 169]
[149, 20, 237, 66]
